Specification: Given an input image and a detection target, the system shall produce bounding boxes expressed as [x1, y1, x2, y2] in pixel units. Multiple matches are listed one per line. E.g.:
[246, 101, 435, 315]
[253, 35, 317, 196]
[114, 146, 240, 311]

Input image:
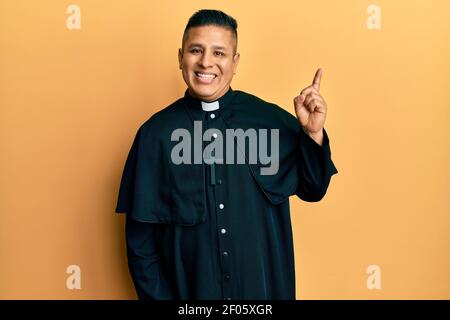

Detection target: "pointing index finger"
[312, 68, 322, 91]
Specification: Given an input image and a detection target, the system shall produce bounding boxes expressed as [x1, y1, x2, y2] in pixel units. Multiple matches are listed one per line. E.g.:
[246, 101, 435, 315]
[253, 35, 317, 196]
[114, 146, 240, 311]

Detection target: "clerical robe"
[115, 88, 338, 300]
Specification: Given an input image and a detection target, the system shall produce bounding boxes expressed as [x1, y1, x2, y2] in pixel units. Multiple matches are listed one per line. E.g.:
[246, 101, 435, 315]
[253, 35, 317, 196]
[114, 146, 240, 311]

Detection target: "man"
[115, 9, 338, 300]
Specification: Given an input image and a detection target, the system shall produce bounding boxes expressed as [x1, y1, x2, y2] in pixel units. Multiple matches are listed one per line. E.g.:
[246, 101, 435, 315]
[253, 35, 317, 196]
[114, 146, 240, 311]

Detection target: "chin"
[189, 85, 219, 100]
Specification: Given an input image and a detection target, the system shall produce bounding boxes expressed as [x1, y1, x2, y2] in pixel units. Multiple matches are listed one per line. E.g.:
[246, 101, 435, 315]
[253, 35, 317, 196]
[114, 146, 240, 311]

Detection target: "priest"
[115, 9, 338, 300]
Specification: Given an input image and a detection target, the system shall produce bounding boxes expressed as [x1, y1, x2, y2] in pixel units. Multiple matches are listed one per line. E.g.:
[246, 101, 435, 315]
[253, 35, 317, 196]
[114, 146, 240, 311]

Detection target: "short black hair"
[182, 9, 238, 53]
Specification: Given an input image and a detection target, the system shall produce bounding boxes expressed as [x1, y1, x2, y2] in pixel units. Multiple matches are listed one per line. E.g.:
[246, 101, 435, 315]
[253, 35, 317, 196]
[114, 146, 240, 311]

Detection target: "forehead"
[184, 25, 235, 48]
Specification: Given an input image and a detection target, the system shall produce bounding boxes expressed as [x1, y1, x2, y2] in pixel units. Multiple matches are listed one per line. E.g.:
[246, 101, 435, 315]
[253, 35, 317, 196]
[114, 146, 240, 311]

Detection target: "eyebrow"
[188, 43, 227, 50]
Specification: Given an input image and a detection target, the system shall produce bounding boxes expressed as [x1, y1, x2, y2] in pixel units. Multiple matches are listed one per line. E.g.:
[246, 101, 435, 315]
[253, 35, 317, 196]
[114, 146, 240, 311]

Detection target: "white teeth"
[196, 72, 216, 79]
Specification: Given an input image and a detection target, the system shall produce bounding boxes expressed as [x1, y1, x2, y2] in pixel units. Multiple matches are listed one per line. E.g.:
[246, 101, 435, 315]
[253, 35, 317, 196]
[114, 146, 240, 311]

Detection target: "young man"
[115, 9, 338, 300]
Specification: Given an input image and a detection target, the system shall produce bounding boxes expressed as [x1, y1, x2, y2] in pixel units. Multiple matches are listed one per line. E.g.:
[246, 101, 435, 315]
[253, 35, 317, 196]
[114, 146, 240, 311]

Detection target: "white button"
[221, 228, 226, 234]
[210, 113, 215, 119]
[212, 133, 218, 139]
[219, 203, 224, 209]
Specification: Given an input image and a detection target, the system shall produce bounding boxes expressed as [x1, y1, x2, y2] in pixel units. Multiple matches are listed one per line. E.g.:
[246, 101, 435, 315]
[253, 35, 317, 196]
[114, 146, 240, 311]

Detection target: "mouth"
[194, 72, 217, 84]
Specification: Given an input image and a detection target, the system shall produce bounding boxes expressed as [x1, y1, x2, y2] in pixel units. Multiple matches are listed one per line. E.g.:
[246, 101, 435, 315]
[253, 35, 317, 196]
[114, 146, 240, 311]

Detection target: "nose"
[198, 51, 213, 68]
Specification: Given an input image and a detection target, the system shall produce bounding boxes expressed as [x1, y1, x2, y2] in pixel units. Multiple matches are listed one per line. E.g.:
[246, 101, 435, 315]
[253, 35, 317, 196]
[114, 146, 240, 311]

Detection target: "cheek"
[181, 66, 192, 83]
[220, 63, 234, 77]
[183, 65, 195, 81]
[182, 57, 195, 71]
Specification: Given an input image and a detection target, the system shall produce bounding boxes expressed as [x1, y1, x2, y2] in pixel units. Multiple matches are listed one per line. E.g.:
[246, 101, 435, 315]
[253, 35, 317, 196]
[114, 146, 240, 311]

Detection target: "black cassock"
[115, 88, 338, 300]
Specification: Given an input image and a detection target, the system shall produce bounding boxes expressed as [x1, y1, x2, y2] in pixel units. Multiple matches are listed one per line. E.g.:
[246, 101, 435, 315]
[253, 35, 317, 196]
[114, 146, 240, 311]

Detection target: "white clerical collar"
[201, 100, 220, 111]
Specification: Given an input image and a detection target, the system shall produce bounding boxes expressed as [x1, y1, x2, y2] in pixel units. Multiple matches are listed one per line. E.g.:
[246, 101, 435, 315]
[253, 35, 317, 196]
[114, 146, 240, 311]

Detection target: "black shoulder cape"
[115, 88, 338, 225]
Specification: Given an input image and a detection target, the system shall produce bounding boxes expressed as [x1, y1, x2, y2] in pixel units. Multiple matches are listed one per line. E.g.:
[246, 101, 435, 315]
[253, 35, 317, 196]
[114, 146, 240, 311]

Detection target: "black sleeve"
[125, 215, 174, 300]
[294, 127, 338, 202]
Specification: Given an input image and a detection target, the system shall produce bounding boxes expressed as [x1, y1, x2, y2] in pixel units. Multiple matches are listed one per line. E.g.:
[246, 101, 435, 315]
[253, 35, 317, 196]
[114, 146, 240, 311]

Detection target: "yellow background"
[1, 0, 449, 299]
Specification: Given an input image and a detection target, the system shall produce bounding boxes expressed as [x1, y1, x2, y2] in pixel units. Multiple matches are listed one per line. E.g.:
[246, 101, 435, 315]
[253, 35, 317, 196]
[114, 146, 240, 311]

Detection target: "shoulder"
[233, 90, 299, 127]
[138, 97, 187, 139]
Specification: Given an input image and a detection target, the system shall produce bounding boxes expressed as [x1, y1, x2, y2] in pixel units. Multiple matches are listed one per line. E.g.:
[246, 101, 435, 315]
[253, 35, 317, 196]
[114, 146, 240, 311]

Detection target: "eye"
[190, 48, 202, 54]
[214, 51, 225, 56]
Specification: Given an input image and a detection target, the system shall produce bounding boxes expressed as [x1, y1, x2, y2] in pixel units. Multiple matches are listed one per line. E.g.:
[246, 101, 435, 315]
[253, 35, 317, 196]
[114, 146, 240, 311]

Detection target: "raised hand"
[293, 68, 327, 145]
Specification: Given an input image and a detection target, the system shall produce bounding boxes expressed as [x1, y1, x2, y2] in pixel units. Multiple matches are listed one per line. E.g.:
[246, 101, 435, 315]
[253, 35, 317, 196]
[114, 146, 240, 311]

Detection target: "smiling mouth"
[194, 72, 217, 83]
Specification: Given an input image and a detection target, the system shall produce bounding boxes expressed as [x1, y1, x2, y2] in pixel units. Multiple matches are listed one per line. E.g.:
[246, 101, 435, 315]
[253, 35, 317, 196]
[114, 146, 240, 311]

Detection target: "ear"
[178, 48, 183, 70]
[232, 52, 240, 74]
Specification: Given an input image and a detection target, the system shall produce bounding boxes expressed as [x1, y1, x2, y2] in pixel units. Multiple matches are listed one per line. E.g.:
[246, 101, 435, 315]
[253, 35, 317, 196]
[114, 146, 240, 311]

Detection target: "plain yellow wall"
[1, 0, 449, 299]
